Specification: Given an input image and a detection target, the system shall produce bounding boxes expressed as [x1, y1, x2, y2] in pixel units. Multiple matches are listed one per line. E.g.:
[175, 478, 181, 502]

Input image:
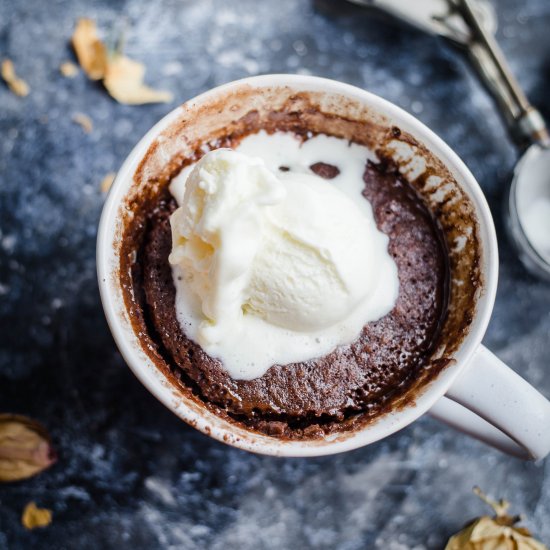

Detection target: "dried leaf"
[21, 502, 52, 530]
[71, 18, 107, 80]
[71, 18, 172, 105]
[1, 59, 30, 97]
[100, 172, 116, 193]
[103, 55, 173, 105]
[445, 488, 548, 550]
[72, 112, 93, 133]
[0, 414, 56, 482]
[59, 61, 79, 78]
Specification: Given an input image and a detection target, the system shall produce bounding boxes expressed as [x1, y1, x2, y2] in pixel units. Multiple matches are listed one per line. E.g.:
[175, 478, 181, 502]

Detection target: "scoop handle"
[429, 345, 550, 460]
[457, 0, 550, 146]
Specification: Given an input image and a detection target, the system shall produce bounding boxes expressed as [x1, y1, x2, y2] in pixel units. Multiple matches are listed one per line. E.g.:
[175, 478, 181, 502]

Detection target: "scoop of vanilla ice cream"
[169, 149, 286, 343]
[170, 149, 377, 333]
[246, 171, 378, 331]
[168, 145, 398, 379]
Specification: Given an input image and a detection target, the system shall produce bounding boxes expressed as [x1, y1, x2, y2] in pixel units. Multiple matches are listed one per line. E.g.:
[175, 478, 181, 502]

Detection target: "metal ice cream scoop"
[347, 0, 550, 279]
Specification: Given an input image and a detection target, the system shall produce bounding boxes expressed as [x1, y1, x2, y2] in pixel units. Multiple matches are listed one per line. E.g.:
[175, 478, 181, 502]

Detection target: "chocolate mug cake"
[116, 83, 481, 441]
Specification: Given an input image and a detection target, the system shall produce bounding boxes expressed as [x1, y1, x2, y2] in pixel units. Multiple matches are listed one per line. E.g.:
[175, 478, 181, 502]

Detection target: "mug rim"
[97, 74, 499, 457]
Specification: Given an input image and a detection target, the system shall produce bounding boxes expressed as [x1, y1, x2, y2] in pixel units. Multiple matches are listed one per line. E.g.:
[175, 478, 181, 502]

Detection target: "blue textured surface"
[1, 0, 549, 548]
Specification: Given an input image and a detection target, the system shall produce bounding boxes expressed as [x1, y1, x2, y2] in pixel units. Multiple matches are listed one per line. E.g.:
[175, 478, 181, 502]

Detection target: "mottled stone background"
[1, 0, 549, 548]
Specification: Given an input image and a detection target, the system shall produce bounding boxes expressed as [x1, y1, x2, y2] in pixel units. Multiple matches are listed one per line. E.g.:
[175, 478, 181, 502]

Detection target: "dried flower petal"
[100, 172, 116, 193]
[0, 414, 56, 482]
[445, 488, 548, 550]
[71, 19, 107, 80]
[60, 61, 79, 78]
[22, 502, 52, 530]
[1, 59, 30, 97]
[72, 112, 93, 133]
[103, 55, 173, 105]
[70, 18, 172, 105]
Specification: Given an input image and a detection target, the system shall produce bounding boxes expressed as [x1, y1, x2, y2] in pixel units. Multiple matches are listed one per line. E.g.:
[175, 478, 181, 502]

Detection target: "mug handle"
[429, 345, 550, 460]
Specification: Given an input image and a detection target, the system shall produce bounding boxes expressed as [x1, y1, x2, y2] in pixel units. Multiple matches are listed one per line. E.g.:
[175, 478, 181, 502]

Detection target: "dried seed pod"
[59, 61, 79, 78]
[0, 414, 56, 482]
[100, 172, 116, 193]
[103, 55, 173, 105]
[21, 502, 53, 530]
[445, 487, 548, 550]
[71, 18, 107, 80]
[1, 59, 30, 97]
[71, 18, 172, 104]
[72, 112, 93, 133]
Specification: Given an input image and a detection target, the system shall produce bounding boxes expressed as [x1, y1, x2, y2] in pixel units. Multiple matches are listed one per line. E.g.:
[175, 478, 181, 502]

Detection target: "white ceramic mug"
[97, 74, 550, 460]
